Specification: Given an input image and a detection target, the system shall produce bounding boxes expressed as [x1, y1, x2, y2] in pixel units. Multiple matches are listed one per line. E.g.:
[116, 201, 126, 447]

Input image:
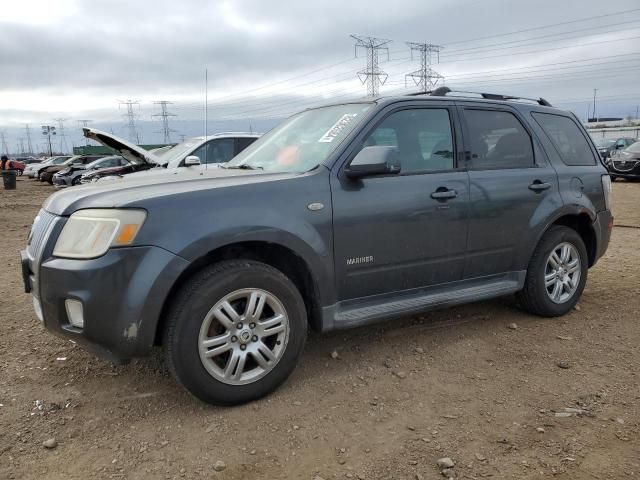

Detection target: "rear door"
[331, 103, 470, 301]
[458, 104, 560, 278]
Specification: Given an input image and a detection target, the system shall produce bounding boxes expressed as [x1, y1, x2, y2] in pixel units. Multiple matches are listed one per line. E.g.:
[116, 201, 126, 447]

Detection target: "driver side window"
[360, 108, 454, 174]
[191, 139, 236, 165]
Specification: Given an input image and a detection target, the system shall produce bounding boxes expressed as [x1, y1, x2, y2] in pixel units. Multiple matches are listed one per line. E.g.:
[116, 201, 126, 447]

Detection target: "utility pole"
[152, 101, 177, 143]
[17, 138, 25, 155]
[351, 35, 392, 97]
[179, 134, 186, 142]
[23, 124, 34, 156]
[41, 125, 57, 157]
[0, 131, 8, 156]
[592, 88, 598, 122]
[405, 42, 444, 93]
[53, 118, 70, 153]
[78, 120, 92, 146]
[119, 99, 140, 144]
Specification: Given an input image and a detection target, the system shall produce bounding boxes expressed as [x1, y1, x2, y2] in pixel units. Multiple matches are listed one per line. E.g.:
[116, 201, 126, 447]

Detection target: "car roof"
[313, 89, 568, 115]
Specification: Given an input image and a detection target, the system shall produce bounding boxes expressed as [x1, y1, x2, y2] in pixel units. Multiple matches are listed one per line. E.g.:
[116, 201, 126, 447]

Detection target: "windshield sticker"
[318, 114, 358, 143]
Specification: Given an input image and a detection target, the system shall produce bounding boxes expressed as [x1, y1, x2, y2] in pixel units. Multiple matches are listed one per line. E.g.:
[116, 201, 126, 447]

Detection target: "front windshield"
[595, 139, 615, 148]
[157, 139, 202, 165]
[626, 141, 640, 153]
[226, 103, 373, 173]
[52, 157, 69, 165]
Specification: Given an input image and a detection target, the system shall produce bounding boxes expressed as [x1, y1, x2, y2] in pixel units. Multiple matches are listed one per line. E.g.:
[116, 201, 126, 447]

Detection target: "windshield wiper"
[222, 164, 263, 170]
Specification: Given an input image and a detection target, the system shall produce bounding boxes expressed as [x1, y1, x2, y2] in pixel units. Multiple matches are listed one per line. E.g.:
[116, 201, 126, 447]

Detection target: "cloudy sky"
[1, 0, 639, 153]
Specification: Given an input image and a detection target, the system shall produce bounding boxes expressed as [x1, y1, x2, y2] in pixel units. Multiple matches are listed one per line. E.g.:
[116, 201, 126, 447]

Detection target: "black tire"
[163, 260, 308, 405]
[71, 176, 81, 186]
[16, 170, 23, 177]
[517, 226, 588, 317]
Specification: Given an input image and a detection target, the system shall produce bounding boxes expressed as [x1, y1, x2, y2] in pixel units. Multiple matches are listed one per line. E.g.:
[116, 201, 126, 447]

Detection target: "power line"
[0, 131, 8, 156]
[23, 124, 34, 156]
[442, 18, 640, 56]
[152, 101, 177, 143]
[405, 42, 443, 93]
[440, 7, 640, 46]
[118, 100, 140, 144]
[53, 118, 69, 154]
[78, 120, 92, 146]
[351, 34, 392, 97]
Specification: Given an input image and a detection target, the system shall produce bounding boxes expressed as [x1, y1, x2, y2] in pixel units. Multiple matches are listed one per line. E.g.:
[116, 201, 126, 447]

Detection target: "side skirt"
[320, 271, 526, 331]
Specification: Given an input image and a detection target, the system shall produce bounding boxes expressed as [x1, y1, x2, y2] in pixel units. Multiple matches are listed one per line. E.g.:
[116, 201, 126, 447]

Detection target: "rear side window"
[463, 109, 534, 169]
[532, 112, 596, 166]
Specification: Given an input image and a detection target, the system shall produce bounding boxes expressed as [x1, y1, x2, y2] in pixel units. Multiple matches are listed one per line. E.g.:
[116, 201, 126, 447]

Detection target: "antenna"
[205, 68, 208, 170]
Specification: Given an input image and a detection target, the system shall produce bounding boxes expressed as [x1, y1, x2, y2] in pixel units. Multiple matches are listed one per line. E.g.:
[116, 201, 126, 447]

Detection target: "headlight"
[53, 209, 146, 259]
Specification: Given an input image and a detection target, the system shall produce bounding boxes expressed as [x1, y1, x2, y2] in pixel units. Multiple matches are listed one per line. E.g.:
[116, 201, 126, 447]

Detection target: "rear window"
[532, 113, 596, 166]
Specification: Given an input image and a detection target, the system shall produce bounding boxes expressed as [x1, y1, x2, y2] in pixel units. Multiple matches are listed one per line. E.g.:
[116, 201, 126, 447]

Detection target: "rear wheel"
[517, 226, 588, 317]
[164, 260, 307, 405]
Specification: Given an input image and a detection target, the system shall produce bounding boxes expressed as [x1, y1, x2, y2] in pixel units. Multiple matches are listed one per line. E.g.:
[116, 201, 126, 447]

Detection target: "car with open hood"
[53, 155, 129, 188]
[82, 128, 260, 182]
[39, 155, 106, 184]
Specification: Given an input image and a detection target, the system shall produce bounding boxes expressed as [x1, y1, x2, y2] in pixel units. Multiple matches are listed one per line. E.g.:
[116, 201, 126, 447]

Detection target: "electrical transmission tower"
[23, 124, 34, 155]
[0, 131, 8, 156]
[152, 101, 177, 143]
[351, 35, 392, 97]
[405, 42, 444, 93]
[17, 138, 25, 155]
[119, 100, 140, 144]
[78, 120, 92, 146]
[53, 118, 70, 153]
[179, 134, 186, 143]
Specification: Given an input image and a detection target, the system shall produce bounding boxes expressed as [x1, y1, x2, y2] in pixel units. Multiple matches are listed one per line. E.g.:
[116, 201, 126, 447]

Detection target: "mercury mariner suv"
[21, 87, 613, 405]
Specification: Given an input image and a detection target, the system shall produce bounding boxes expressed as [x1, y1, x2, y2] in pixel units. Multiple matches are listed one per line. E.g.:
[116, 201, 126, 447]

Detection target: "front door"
[331, 105, 470, 301]
[458, 105, 560, 278]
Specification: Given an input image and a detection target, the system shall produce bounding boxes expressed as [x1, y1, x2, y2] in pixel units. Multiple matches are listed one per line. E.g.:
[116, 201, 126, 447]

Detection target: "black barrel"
[2, 170, 17, 190]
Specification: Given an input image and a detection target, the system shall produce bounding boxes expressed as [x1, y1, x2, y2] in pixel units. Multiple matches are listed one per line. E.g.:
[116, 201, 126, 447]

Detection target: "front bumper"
[53, 176, 71, 188]
[24, 243, 189, 362]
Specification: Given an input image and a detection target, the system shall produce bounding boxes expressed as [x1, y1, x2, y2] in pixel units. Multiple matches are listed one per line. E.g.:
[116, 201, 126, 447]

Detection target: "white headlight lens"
[53, 209, 146, 259]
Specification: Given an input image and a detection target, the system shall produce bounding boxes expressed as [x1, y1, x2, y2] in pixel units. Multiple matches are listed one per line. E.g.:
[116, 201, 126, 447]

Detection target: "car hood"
[83, 128, 161, 166]
[44, 167, 299, 216]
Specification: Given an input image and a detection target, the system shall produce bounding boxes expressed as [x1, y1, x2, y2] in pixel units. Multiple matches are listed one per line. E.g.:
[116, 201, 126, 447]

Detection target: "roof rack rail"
[408, 86, 552, 107]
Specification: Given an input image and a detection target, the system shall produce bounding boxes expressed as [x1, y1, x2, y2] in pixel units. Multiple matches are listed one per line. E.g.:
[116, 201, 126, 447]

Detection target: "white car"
[24, 156, 71, 178]
[82, 128, 260, 182]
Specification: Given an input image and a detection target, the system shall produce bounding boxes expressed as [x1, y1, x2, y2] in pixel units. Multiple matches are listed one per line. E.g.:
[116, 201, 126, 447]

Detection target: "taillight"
[601, 174, 612, 212]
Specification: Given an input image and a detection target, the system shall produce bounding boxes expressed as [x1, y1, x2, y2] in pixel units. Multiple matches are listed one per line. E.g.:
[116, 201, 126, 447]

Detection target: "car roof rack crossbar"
[408, 86, 552, 107]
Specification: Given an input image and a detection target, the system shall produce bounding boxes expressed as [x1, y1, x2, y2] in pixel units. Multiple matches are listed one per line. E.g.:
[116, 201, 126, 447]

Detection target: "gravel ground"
[1, 178, 638, 480]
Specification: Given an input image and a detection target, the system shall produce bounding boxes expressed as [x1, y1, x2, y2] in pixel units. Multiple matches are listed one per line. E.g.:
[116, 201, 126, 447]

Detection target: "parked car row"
[592, 136, 640, 181]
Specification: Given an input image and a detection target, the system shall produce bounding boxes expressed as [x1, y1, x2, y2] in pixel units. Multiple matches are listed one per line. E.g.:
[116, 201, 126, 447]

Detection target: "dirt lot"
[1, 178, 638, 480]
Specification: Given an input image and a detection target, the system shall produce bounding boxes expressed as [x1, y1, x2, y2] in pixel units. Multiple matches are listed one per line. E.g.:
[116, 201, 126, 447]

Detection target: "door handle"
[528, 181, 551, 192]
[431, 188, 458, 200]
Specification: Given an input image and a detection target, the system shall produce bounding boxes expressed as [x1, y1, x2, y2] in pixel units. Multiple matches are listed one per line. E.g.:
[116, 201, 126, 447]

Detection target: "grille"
[27, 210, 58, 264]
[612, 160, 639, 172]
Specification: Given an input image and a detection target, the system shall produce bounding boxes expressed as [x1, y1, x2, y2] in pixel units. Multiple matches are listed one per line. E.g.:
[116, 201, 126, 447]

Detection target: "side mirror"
[184, 155, 201, 166]
[344, 146, 401, 179]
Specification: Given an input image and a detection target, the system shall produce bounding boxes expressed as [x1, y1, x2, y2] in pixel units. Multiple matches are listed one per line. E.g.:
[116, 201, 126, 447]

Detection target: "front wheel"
[164, 260, 308, 405]
[517, 226, 588, 317]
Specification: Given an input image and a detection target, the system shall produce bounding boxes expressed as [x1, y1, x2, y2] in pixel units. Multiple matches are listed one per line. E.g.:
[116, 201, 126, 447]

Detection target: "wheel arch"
[533, 209, 598, 268]
[155, 240, 324, 345]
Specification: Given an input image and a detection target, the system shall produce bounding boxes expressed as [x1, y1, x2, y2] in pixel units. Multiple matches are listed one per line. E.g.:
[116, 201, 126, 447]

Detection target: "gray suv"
[21, 87, 613, 405]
